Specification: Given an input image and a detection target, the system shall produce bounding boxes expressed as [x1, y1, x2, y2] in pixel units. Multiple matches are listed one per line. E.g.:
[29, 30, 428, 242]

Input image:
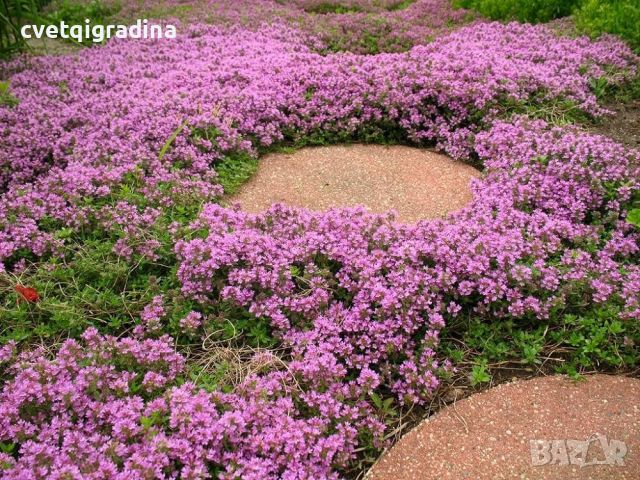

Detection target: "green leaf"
[470, 361, 491, 386]
[626, 208, 640, 228]
[159, 120, 187, 160]
[370, 392, 383, 409]
[0, 80, 19, 107]
[0, 442, 15, 454]
[140, 416, 154, 428]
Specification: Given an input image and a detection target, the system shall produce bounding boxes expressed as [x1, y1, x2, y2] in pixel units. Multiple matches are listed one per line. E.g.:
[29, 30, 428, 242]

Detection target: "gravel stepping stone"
[368, 375, 640, 480]
[229, 144, 480, 223]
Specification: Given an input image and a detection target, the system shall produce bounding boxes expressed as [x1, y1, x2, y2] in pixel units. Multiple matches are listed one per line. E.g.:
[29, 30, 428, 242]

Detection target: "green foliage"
[0, 0, 120, 56]
[215, 152, 260, 196]
[623, 189, 640, 229]
[500, 72, 638, 127]
[386, 0, 416, 11]
[0, 442, 15, 454]
[601, 74, 640, 107]
[304, 3, 364, 14]
[44, 0, 121, 44]
[0, 154, 282, 351]
[303, 0, 416, 14]
[138, 4, 193, 21]
[442, 301, 640, 382]
[1, 169, 191, 344]
[502, 95, 594, 126]
[186, 362, 235, 393]
[574, 0, 640, 51]
[470, 359, 491, 385]
[370, 392, 398, 419]
[627, 208, 640, 228]
[318, 25, 417, 55]
[46, 0, 118, 26]
[0, 81, 19, 107]
[0, 238, 170, 343]
[455, 0, 640, 50]
[0, 0, 50, 57]
[213, 303, 278, 348]
[159, 120, 187, 160]
[453, 0, 580, 23]
[551, 306, 636, 374]
[189, 125, 262, 195]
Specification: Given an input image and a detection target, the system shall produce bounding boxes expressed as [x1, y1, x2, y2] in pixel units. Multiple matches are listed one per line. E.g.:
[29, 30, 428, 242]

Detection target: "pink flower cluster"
[6, 116, 625, 478]
[0, 22, 636, 266]
[0, 4, 639, 477]
[176, 203, 451, 405]
[284, 0, 474, 53]
[0, 329, 378, 479]
[118, 0, 472, 54]
[175, 120, 639, 411]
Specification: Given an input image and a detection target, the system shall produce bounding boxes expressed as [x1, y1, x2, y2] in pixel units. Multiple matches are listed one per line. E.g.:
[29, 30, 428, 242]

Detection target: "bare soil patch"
[590, 99, 640, 148]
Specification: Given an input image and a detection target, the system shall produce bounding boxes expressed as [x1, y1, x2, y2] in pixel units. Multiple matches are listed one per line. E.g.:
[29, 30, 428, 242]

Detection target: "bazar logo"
[530, 434, 627, 467]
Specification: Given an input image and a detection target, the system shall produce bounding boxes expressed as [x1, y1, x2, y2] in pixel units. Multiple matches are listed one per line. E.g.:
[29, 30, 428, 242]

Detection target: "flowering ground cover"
[0, 1, 639, 478]
[114, 0, 474, 54]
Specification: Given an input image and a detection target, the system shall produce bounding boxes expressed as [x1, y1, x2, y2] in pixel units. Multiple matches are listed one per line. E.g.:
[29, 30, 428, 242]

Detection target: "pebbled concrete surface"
[229, 144, 480, 223]
[367, 375, 640, 480]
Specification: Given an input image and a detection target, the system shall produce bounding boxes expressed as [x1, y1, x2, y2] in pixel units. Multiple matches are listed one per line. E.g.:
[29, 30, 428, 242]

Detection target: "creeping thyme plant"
[0, 0, 639, 478]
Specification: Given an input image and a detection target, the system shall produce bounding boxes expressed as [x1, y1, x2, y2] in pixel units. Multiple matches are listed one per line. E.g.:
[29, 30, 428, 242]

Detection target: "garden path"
[367, 374, 640, 480]
[228, 144, 480, 223]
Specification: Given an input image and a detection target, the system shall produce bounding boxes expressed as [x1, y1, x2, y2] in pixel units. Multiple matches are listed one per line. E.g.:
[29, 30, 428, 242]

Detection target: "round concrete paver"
[229, 144, 480, 223]
[368, 375, 640, 480]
